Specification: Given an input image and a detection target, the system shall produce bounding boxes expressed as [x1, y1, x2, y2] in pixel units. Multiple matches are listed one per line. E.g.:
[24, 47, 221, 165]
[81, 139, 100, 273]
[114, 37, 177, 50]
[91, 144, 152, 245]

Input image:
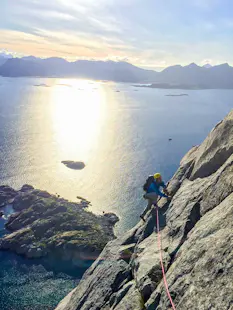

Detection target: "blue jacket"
[147, 181, 168, 198]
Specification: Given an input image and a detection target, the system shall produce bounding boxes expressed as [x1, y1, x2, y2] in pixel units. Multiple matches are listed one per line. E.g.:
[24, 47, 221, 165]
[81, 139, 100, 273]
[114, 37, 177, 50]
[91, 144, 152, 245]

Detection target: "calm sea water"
[0, 77, 233, 309]
[0, 251, 79, 310]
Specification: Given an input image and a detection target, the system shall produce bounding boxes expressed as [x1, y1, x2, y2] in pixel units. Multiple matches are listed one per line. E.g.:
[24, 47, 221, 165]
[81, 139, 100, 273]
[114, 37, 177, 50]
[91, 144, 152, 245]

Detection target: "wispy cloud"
[1, 0, 233, 67]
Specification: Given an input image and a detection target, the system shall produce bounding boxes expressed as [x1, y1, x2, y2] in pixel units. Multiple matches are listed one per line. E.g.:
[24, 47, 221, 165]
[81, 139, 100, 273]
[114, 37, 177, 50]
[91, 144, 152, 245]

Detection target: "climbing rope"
[156, 204, 177, 310]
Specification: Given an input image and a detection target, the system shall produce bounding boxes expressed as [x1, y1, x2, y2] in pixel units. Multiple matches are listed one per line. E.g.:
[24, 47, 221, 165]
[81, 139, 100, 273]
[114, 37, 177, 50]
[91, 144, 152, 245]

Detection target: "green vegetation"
[1, 188, 117, 265]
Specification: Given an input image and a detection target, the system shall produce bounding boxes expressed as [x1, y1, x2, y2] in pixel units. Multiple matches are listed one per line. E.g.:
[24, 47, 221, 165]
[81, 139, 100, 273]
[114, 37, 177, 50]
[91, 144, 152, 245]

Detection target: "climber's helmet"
[154, 173, 162, 183]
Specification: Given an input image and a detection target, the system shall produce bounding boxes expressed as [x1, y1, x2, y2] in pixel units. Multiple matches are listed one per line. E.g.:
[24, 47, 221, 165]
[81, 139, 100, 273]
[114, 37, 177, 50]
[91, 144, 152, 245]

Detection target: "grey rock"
[13, 192, 37, 211]
[55, 259, 131, 310]
[166, 153, 233, 258]
[180, 145, 199, 167]
[109, 280, 135, 307]
[146, 193, 233, 310]
[55, 110, 233, 310]
[119, 243, 135, 263]
[132, 232, 170, 303]
[20, 184, 35, 192]
[33, 190, 52, 198]
[110, 281, 143, 310]
[0, 185, 17, 206]
[190, 110, 233, 180]
[103, 213, 119, 225]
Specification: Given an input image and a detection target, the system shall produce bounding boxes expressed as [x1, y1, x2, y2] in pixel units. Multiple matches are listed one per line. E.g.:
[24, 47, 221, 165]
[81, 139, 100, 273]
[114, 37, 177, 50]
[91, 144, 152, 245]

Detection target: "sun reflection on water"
[51, 79, 106, 162]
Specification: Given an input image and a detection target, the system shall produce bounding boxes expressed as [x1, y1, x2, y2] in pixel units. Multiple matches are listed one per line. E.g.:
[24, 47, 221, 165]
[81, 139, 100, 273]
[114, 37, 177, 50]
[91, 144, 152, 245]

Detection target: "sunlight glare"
[51, 79, 106, 163]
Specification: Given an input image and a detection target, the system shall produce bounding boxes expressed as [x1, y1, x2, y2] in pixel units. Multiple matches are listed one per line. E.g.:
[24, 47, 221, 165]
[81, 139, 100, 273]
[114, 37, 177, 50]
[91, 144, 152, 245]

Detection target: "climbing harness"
[156, 204, 177, 310]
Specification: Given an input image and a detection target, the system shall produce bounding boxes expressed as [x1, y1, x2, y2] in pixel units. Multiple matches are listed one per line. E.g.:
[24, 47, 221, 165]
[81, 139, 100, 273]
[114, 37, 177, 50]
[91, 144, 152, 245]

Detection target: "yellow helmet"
[154, 173, 161, 180]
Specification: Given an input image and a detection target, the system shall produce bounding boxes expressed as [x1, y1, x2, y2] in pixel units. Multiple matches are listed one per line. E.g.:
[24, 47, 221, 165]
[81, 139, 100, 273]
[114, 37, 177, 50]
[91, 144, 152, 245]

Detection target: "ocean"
[0, 77, 232, 309]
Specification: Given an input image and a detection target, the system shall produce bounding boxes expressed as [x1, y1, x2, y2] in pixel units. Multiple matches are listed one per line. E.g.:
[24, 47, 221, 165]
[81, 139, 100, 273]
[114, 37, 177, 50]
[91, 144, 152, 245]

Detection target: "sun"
[50, 79, 106, 162]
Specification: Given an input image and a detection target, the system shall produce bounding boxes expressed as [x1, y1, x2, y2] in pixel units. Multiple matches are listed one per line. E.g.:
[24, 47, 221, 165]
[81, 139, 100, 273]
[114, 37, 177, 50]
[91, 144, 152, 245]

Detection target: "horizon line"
[1, 53, 233, 72]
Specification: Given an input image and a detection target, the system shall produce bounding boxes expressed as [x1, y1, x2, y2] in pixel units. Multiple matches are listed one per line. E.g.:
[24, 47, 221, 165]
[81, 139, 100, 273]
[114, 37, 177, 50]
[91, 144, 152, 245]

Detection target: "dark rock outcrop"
[0, 187, 119, 270]
[55, 110, 233, 310]
[0, 185, 17, 206]
[62, 161, 85, 170]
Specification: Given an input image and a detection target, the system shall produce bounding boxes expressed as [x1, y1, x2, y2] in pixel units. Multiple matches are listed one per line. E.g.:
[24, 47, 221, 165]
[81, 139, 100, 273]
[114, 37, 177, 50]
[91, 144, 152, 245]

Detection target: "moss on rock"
[0, 186, 119, 269]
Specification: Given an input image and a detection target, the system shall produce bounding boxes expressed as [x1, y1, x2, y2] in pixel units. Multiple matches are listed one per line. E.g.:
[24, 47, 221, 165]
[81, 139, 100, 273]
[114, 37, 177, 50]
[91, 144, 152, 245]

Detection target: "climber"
[140, 173, 170, 222]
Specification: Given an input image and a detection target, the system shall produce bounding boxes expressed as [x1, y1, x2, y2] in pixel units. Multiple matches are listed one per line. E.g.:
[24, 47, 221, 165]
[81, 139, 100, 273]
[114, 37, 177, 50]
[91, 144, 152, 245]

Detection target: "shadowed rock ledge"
[55, 110, 233, 310]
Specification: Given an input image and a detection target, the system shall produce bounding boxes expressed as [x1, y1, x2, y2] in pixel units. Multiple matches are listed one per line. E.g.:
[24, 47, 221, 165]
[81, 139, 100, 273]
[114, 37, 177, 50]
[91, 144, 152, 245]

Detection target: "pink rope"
[156, 204, 177, 310]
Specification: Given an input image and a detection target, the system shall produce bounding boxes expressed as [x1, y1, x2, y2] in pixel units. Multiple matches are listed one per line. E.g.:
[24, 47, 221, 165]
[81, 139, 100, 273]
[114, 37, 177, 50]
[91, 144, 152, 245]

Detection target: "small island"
[133, 83, 204, 90]
[165, 94, 188, 97]
[34, 84, 50, 87]
[0, 185, 118, 272]
[62, 160, 85, 170]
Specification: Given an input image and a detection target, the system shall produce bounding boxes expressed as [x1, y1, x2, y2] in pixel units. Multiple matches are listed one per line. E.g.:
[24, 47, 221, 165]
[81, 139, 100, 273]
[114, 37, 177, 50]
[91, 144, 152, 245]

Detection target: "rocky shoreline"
[55, 110, 233, 310]
[0, 185, 119, 271]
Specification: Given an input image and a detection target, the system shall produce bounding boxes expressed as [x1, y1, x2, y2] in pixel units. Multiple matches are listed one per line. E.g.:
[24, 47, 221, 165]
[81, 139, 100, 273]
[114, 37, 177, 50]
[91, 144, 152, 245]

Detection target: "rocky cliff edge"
[55, 110, 233, 310]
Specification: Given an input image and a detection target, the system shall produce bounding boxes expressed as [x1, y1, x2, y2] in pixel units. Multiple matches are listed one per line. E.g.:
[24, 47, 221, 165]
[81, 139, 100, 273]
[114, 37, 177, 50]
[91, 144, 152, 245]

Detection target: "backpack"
[143, 175, 154, 192]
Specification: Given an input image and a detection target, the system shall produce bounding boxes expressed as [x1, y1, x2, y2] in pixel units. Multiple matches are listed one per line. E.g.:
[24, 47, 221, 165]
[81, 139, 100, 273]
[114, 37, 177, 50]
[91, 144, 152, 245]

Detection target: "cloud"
[201, 59, 213, 65]
[0, 0, 233, 66]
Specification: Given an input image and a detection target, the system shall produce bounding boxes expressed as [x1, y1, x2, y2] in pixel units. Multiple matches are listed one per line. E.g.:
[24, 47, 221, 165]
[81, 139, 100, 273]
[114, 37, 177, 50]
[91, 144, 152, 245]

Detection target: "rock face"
[189, 111, 233, 180]
[0, 186, 119, 270]
[55, 110, 233, 310]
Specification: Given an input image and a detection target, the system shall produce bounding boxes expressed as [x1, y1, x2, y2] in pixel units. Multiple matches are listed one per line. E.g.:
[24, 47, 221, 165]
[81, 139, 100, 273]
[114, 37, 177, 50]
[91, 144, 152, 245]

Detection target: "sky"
[1, 0, 233, 69]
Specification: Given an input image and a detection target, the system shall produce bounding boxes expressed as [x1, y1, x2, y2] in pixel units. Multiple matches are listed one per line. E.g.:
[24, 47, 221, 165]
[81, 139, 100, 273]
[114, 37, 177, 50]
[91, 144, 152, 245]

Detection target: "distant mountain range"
[149, 62, 233, 89]
[0, 57, 157, 83]
[0, 56, 233, 89]
[0, 54, 13, 66]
